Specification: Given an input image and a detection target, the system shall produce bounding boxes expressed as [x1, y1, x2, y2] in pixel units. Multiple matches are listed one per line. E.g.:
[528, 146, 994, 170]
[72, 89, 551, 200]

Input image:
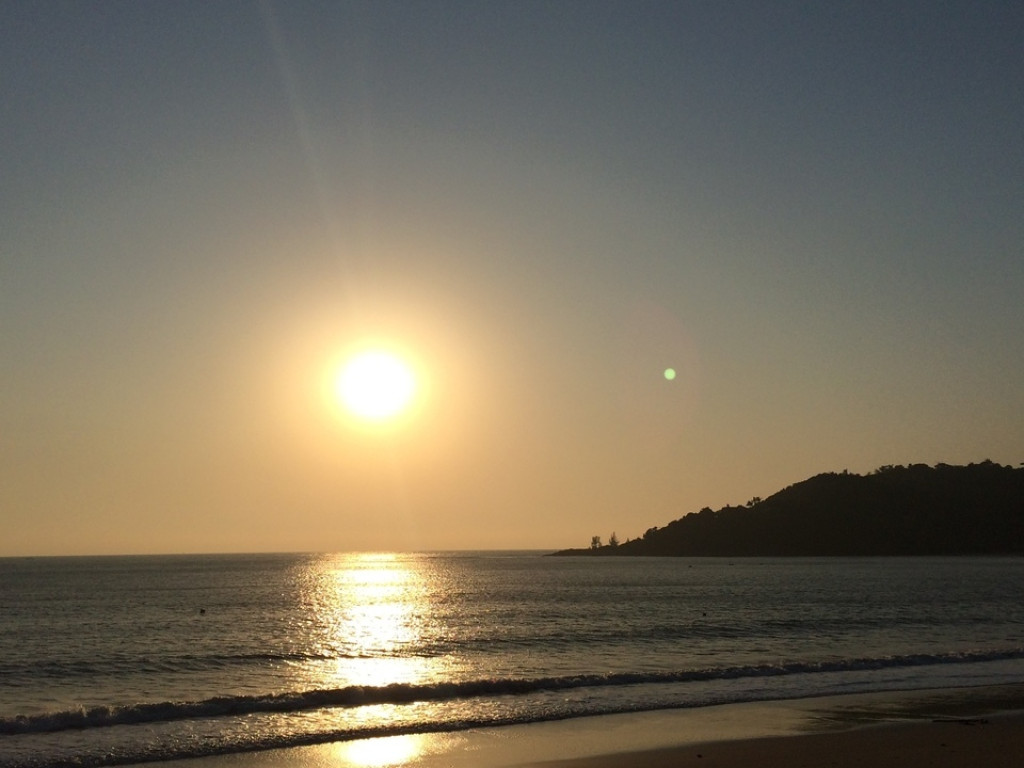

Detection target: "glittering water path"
[2, 553, 1023, 767]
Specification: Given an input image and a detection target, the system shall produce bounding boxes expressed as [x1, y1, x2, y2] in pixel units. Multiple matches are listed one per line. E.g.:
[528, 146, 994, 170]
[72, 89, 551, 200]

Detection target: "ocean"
[2, 552, 1023, 767]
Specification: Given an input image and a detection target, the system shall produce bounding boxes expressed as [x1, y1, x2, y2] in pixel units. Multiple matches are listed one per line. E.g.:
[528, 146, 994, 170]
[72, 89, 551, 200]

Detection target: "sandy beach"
[537, 714, 1024, 768]
[144, 684, 1024, 768]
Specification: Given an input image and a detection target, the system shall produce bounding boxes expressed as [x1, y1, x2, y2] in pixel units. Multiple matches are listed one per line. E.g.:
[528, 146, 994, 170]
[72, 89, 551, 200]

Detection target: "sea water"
[2, 553, 1023, 767]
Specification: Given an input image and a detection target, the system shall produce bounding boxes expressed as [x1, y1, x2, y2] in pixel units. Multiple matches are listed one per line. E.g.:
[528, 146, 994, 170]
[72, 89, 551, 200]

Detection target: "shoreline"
[536, 713, 1024, 768]
[141, 683, 1024, 768]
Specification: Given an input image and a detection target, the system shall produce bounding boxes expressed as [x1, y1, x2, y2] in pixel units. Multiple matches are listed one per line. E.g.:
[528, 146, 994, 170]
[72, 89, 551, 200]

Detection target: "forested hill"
[553, 462, 1024, 557]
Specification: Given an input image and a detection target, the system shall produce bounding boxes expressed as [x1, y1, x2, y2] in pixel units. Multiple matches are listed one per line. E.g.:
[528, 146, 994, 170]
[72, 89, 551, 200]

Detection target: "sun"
[334, 350, 416, 421]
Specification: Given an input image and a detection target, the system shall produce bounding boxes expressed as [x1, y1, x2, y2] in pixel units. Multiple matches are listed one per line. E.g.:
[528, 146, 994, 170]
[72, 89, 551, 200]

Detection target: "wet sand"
[144, 684, 1024, 768]
[536, 714, 1023, 768]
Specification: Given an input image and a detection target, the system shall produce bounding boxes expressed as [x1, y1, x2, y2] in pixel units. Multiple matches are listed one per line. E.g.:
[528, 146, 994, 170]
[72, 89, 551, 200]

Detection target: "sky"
[3, 1, 1022, 556]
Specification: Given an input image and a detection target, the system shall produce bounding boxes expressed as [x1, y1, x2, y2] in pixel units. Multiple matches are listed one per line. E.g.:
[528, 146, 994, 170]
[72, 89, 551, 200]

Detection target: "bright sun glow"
[335, 350, 416, 421]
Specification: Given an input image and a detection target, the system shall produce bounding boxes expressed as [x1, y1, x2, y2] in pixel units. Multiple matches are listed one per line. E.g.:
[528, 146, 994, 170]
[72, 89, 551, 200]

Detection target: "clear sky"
[3, 1, 1022, 555]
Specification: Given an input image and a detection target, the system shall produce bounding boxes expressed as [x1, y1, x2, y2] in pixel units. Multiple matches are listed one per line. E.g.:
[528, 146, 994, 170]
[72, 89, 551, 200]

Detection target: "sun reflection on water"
[332, 734, 424, 767]
[305, 553, 438, 688]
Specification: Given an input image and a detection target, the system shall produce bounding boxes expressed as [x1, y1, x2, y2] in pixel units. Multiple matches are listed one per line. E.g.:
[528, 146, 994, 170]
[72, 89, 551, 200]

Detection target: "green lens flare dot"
[664, 368, 676, 381]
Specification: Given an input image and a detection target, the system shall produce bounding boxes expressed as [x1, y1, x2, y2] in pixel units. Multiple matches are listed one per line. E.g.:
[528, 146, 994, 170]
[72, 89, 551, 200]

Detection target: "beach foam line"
[4, 648, 1024, 736]
[121, 684, 1024, 768]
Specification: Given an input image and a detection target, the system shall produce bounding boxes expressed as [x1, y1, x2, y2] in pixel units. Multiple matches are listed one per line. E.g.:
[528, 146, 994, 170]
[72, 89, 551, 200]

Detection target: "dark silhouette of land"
[553, 461, 1024, 556]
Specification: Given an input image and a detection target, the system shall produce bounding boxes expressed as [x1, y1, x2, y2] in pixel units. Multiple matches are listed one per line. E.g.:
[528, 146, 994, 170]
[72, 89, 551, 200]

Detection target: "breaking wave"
[6, 647, 1022, 736]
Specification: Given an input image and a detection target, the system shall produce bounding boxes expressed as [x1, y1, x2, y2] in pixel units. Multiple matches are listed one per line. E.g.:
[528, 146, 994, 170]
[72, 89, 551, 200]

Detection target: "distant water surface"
[2, 553, 1023, 767]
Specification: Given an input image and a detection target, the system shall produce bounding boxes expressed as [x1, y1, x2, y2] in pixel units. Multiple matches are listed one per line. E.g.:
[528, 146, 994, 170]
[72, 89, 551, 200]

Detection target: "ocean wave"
[0, 651, 348, 682]
[4, 647, 1022, 736]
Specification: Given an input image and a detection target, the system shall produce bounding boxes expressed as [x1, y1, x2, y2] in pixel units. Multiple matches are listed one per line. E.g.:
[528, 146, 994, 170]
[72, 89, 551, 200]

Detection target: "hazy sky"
[3, 1, 1022, 555]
